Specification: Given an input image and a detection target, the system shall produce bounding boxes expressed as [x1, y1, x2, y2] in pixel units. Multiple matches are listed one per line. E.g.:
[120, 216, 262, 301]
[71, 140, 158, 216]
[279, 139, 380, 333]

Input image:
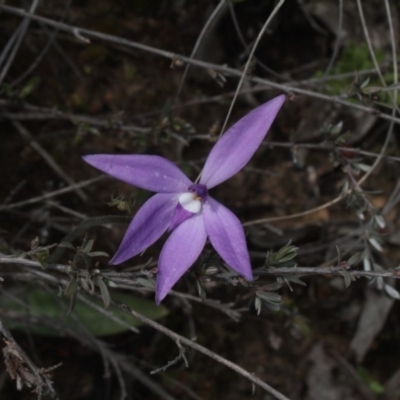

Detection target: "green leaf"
[19, 76, 40, 98]
[136, 277, 155, 290]
[358, 366, 385, 394]
[368, 237, 383, 252]
[267, 242, 298, 265]
[96, 277, 111, 309]
[29, 248, 50, 268]
[67, 291, 77, 316]
[369, 381, 385, 394]
[347, 252, 362, 266]
[254, 297, 262, 315]
[80, 252, 93, 269]
[374, 214, 386, 229]
[339, 270, 353, 288]
[82, 239, 95, 253]
[330, 120, 343, 136]
[278, 254, 297, 263]
[284, 276, 307, 287]
[360, 77, 370, 89]
[31, 237, 39, 250]
[64, 277, 78, 296]
[256, 291, 282, 303]
[58, 241, 76, 250]
[1, 287, 168, 337]
[88, 251, 109, 258]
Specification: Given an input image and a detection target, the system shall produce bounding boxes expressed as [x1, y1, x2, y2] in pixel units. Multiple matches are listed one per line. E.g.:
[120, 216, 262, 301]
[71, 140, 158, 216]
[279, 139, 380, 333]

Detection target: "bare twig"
[355, 0, 386, 88]
[3, 5, 400, 126]
[0, 176, 105, 212]
[327, 346, 376, 400]
[266, 141, 400, 163]
[242, 194, 344, 226]
[175, 0, 227, 101]
[323, 0, 344, 77]
[77, 294, 140, 334]
[2, 256, 400, 291]
[11, 119, 88, 202]
[0, 99, 149, 134]
[1, 180, 26, 205]
[25, 267, 291, 400]
[45, 200, 87, 219]
[228, 2, 285, 80]
[0, 317, 59, 399]
[0, 0, 40, 86]
[353, 0, 398, 187]
[10, 0, 74, 87]
[171, 292, 244, 322]
[1, 286, 175, 400]
[219, 0, 285, 136]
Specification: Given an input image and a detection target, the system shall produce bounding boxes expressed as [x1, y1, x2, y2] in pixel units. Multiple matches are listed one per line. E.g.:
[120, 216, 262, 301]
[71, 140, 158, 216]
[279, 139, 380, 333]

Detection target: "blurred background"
[1, 1, 400, 399]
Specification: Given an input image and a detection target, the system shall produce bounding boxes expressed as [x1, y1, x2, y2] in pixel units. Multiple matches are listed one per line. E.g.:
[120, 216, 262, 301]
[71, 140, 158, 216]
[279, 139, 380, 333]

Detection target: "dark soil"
[1, 1, 400, 400]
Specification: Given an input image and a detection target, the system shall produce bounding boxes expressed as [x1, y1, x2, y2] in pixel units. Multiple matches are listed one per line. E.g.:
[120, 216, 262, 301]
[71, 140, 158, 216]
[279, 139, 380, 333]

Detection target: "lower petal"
[111, 193, 177, 264]
[168, 202, 194, 231]
[203, 197, 253, 280]
[156, 213, 207, 304]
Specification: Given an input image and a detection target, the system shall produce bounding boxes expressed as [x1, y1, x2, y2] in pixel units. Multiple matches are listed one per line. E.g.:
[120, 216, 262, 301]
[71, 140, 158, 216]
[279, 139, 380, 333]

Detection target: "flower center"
[189, 184, 208, 200]
[178, 184, 208, 213]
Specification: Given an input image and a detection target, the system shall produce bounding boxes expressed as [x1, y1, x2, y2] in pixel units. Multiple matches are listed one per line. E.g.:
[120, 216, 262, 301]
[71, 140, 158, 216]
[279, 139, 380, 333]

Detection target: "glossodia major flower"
[83, 94, 285, 304]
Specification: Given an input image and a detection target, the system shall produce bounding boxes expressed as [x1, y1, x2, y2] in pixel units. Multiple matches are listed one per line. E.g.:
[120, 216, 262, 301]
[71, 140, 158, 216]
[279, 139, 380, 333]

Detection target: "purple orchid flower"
[83, 95, 285, 304]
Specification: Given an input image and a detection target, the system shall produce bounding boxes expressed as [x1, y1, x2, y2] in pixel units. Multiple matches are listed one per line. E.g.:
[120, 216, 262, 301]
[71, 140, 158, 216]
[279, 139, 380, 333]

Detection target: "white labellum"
[179, 192, 202, 213]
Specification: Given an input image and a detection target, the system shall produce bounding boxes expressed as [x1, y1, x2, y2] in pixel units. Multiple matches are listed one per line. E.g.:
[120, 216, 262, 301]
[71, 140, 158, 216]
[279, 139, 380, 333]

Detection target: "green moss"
[313, 42, 395, 104]
[335, 42, 384, 73]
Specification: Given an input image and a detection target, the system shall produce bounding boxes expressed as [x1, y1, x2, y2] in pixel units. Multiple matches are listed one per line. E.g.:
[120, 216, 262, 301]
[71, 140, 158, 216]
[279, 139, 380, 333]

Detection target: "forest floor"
[1, 1, 400, 399]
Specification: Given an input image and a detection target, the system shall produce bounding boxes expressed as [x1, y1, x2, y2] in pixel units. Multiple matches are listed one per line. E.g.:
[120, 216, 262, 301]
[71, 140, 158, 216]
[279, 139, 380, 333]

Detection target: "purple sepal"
[110, 193, 178, 265]
[200, 95, 285, 188]
[203, 197, 253, 280]
[168, 203, 194, 231]
[83, 154, 192, 193]
[156, 213, 207, 304]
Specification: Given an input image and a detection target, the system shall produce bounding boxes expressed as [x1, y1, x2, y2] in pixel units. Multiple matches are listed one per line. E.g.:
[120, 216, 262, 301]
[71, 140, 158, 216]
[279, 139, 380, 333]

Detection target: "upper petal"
[203, 197, 252, 280]
[156, 213, 207, 304]
[200, 95, 285, 188]
[83, 154, 192, 193]
[111, 193, 177, 264]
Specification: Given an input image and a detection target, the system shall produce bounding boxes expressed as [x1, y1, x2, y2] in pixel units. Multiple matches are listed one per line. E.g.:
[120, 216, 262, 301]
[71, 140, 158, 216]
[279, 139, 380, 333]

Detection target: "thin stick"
[3, 5, 400, 126]
[3, 256, 400, 293]
[242, 195, 343, 226]
[0, 176, 104, 211]
[0, 316, 59, 399]
[0, 0, 40, 86]
[16, 265, 291, 400]
[355, 0, 386, 87]
[175, 0, 227, 101]
[10, 0, 74, 87]
[323, 0, 343, 77]
[265, 141, 400, 162]
[354, 0, 398, 186]
[228, 2, 284, 80]
[219, 0, 285, 136]
[12, 120, 88, 202]
[0, 99, 149, 134]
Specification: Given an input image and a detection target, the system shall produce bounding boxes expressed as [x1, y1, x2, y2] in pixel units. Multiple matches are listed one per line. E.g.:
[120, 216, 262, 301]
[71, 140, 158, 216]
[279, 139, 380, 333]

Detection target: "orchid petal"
[168, 202, 195, 231]
[83, 154, 192, 193]
[203, 197, 252, 280]
[111, 193, 177, 264]
[156, 214, 207, 304]
[200, 95, 285, 188]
